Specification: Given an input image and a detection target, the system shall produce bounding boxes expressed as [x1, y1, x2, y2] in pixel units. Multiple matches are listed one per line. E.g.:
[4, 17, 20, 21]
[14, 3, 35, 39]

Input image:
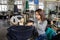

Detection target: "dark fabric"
[7, 25, 38, 40]
[14, 5, 18, 12]
[46, 27, 57, 40]
[52, 34, 60, 40]
[35, 33, 47, 40]
[13, 19, 15, 22]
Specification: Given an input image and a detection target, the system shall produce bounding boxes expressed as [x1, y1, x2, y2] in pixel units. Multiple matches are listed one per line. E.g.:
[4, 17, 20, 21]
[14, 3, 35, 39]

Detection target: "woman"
[35, 9, 47, 40]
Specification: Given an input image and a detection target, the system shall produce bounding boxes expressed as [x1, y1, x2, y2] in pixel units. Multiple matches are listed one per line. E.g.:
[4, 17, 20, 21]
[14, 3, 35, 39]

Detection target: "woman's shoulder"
[43, 20, 47, 24]
[44, 20, 47, 22]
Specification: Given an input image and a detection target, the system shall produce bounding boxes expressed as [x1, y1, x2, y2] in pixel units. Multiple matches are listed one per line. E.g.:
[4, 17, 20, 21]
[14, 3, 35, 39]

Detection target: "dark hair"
[35, 9, 46, 21]
[35, 9, 42, 12]
[46, 19, 51, 28]
[47, 19, 51, 25]
[53, 21, 56, 24]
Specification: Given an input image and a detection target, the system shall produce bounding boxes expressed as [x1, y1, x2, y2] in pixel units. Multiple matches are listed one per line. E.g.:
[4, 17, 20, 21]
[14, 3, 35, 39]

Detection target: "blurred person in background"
[51, 21, 56, 26]
[46, 20, 58, 40]
[19, 18, 24, 25]
[10, 14, 23, 26]
[34, 9, 47, 40]
[7, 18, 38, 40]
[51, 28, 60, 40]
[25, 18, 38, 40]
[10, 15, 18, 25]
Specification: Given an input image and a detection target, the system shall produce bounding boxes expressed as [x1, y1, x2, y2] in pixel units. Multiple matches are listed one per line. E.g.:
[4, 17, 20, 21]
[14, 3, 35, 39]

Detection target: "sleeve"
[7, 28, 12, 40]
[7, 27, 17, 40]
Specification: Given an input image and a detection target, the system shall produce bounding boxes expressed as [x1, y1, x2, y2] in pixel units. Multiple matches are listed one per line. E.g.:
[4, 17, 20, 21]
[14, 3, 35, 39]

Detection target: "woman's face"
[35, 12, 41, 20]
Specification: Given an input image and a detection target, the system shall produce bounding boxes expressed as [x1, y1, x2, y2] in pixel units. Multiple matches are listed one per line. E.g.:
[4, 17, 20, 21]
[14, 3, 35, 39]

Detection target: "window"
[0, 0, 8, 12]
[29, 5, 35, 10]
[14, 0, 23, 10]
[0, 0, 7, 4]
[17, 5, 23, 9]
[0, 5, 8, 12]
[29, 1, 35, 10]
[39, 2, 44, 10]
[46, 2, 56, 11]
[14, 0, 22, 5]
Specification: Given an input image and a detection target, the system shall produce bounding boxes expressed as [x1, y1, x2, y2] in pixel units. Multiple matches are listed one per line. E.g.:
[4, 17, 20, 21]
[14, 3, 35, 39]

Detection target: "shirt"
[46, 27, 57, 40]
[35, 20, 47, 35]
[10, 16, 19, 24]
